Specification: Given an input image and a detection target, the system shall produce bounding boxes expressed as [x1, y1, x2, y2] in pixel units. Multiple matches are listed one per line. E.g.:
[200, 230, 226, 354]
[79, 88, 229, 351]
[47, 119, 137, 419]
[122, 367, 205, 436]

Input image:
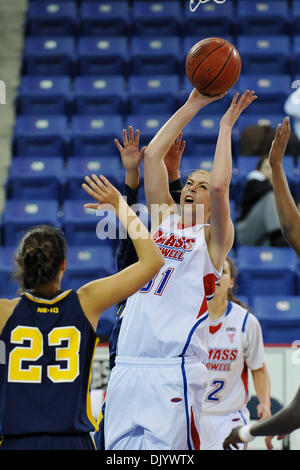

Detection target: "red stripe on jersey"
[190, 406, 200, 450]
[197, 296, 207, 319]
[177, 221, 196, 230]
[209, 323, 222, 334]
[203, 273, 218, 298]
[241, 362, 248, 402]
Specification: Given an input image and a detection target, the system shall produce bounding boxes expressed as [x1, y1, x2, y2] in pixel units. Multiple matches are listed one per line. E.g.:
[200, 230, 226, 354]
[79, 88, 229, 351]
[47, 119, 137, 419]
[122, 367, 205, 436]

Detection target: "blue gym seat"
[74, 76, 126, 115]
[130, 36, 181, 75]
[80, 1, 130, 37]
[183, 115, 220, 156]
[62, 245, 115, 291]
[292, 37, 300, 75]
[125, 114, 168, 148]
[128, 75, 179, 114]
[78, 37, 128, 76]
[237, 35, 290, 74]
[292, 2, 300, 35]
[236, 246, 298, 304]
[24, 36, 76, 75]
[2, 200, 60, 246]
[7, 157, 64, 201]
[253, 295, 300, 344]
[0, 247, 19, 298]
[13, 115, 68, 157]
[237, 75, 291, 114]
[63, 200, 118, 247]
[18, 76, 72, 115]
[65, 157, 125, 199]
[26, 2, 78, 36]
[71, 115, 123, 157]
[179, 156, 214, 179]
[237, 1, 289, 36]
[132, 1, 182, 36]
[184, 1, 234, 36]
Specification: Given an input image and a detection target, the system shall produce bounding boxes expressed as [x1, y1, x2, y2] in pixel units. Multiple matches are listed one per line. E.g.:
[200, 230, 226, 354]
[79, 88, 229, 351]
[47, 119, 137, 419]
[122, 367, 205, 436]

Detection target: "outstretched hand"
[187, 87, 227, 108]
[114, 126, 146, 171]
[82, 174, 121, 211]
[220, 90, 257, 129]
[268, 117, 291, 168]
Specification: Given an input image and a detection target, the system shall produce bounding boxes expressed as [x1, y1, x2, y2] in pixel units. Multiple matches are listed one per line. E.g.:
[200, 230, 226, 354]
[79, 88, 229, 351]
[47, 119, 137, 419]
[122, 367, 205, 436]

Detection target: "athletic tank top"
[116, 213, 222, 359]
[202, 301, 265, 415]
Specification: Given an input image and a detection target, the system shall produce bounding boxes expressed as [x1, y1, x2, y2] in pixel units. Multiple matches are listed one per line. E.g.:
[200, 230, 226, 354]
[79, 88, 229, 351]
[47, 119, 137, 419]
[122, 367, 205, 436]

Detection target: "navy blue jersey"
[0, 289, 99, 436]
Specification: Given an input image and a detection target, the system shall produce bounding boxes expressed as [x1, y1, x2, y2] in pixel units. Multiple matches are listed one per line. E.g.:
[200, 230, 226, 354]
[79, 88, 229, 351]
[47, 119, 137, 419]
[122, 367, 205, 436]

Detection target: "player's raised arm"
[144, 89, 225, 228]
[77, 175, 164, 331]
[268, 117, 300, 255]
[208, 91, 257, 272]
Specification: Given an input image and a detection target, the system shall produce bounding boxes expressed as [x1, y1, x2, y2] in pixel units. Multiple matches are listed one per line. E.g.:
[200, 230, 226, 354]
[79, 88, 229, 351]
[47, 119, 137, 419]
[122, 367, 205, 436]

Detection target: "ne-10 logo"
[190, 0, 226, 12]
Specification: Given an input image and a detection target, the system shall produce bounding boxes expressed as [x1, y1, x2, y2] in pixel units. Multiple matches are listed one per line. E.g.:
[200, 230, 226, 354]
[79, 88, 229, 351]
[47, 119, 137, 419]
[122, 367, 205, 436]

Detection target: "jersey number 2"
[140, 267, 174, 295]
[8, 326, 80, 384]
[205, 379, 226, 402]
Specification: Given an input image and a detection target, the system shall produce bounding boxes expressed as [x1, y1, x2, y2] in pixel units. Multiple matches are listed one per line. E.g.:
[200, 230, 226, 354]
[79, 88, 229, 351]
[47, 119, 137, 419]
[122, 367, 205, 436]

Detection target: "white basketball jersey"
[116, 213, 222, 359]
[202, 301, 265, 415]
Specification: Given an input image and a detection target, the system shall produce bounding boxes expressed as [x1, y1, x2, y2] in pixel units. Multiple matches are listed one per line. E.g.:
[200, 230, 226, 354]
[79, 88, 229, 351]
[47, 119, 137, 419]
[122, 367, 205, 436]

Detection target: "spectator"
[236, 155, 287, 247]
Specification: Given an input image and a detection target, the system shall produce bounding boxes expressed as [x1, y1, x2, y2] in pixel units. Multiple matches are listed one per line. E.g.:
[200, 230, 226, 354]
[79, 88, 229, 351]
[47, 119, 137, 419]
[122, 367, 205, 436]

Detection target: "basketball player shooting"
[103, 88, 257, 451]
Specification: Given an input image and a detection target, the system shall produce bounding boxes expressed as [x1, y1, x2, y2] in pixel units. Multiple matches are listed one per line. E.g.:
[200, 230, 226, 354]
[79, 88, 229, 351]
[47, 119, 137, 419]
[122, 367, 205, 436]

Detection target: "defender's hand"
[114, 126, 146, 171]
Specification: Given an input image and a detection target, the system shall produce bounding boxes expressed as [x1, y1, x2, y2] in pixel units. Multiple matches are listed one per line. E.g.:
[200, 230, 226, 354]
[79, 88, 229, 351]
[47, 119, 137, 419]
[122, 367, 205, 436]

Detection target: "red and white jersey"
[202, 301, 265, 415]
[116, 213, 222, 360]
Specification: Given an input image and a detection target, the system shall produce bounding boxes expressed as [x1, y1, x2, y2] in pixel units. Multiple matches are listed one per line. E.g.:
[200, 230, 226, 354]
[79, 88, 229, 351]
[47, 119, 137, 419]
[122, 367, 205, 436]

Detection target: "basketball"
[185, 37, 242, 96]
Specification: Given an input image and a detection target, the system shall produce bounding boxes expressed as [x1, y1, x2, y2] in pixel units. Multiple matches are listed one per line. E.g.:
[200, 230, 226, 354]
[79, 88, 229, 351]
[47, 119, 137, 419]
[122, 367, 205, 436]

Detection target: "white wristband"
[238, 422, 256, 442]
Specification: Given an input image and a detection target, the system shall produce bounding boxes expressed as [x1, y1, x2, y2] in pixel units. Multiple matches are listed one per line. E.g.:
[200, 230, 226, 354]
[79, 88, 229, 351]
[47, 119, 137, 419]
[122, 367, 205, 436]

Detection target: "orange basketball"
[185, 37, 242, 96]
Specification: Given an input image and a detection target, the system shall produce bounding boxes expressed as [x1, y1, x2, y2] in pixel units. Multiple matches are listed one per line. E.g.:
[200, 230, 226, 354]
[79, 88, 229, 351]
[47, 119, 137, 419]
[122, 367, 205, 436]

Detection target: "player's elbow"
[144, 145, 154, 158]
[138, 255, 164, 285]
[210, 182, 228, 196]
[147, 251, 165, 277]
[144, 143, 160, 162]
[153, 251, 165, 272]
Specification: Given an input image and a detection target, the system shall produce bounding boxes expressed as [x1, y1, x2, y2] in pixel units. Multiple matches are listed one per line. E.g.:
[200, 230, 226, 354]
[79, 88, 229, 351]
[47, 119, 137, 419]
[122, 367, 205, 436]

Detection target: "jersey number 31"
[140, 267, 175, 296]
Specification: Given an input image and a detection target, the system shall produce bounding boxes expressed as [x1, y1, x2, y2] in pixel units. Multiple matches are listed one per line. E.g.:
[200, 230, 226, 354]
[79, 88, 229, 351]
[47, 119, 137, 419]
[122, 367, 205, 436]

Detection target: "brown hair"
[226, 256, 251, 311]
[14, 225, 67, 292]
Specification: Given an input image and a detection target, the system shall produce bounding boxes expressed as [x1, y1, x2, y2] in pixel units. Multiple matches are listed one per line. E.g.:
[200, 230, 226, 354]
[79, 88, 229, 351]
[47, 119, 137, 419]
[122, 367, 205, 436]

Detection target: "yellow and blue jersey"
[0, 289, 98, 438]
